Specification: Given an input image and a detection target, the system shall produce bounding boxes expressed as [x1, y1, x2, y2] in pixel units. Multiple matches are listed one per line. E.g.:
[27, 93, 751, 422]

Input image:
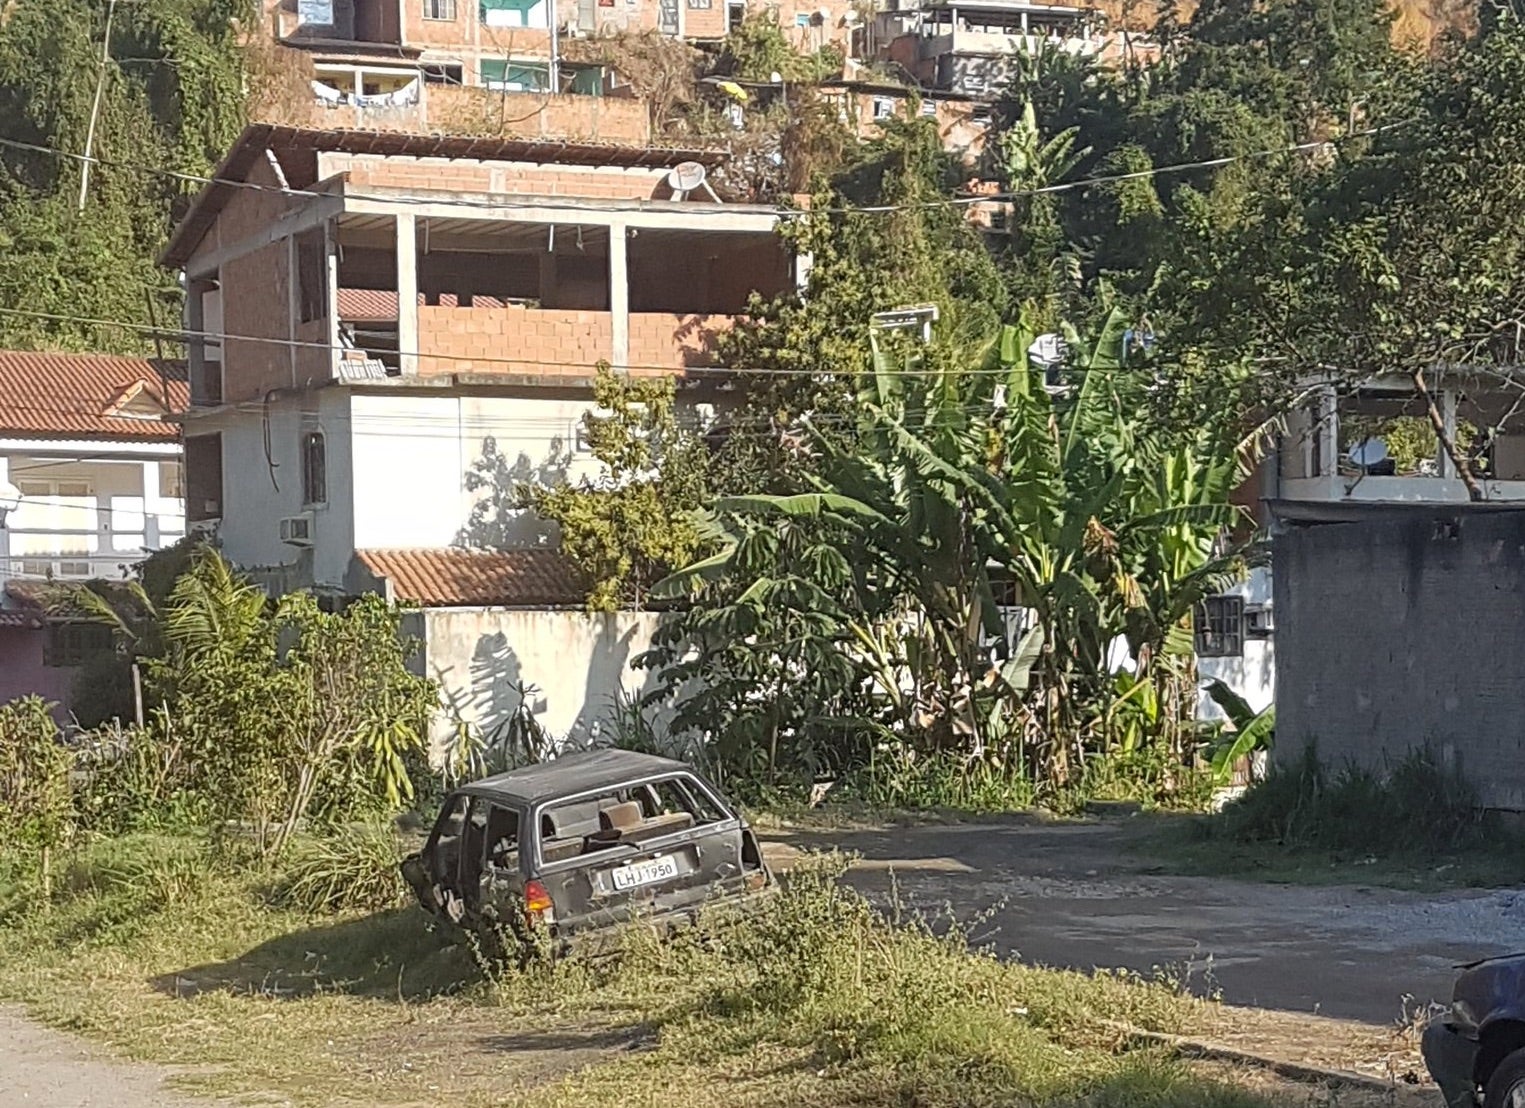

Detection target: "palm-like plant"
[655, 308, 1261, 789]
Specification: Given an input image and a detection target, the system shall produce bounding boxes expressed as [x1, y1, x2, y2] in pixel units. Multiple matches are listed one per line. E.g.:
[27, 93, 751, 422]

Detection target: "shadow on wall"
[434, 614, 671, 764]
[456, 435, 570, 549]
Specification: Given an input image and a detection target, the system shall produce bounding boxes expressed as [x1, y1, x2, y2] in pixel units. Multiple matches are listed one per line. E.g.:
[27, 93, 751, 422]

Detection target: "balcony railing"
[0, 528, 186, 582]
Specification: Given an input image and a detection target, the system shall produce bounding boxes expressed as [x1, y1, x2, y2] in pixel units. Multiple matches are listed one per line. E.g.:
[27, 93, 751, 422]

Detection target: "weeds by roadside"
[0, 832, 1331, 1108]
[1149, 747, 1525, 889]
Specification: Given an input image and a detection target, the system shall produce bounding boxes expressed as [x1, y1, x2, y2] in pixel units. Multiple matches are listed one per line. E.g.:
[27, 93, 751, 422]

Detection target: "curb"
[1110, 1023, 1408, 1095]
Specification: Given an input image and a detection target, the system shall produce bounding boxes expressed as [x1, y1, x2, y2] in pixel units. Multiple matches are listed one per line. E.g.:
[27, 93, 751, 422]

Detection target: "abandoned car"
[1423, 951, 1525, 1108]
[401, 749, 772, 952]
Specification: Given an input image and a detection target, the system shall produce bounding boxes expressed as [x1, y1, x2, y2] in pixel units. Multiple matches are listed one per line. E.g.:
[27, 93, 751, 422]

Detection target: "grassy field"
[0, 832, 1387, 1108]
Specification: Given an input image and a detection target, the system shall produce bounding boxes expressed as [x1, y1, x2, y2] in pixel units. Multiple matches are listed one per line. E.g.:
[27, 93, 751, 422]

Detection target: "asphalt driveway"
[765, 818, 1525, 1025]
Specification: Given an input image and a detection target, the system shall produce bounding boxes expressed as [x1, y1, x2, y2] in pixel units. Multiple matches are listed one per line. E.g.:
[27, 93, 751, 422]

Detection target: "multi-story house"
[0, 352, 187, 716]
[876, 0, 1153, 101]
[161, 120, 799, 744]
[266, 0, 861, 105]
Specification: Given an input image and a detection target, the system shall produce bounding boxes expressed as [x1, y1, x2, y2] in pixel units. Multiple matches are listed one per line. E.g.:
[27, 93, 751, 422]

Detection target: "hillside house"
[0, 352, 187, 717]
[265, 0, 862, 105]
[161, 122, 799, 747]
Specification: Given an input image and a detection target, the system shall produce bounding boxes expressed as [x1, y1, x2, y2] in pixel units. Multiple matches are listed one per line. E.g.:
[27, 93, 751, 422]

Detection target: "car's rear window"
[536, 775, 729, 865]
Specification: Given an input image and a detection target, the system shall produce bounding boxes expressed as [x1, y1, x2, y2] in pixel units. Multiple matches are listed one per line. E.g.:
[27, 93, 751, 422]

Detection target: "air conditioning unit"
[279, 514, 315, 547]
[1244, 603, 1273, 638]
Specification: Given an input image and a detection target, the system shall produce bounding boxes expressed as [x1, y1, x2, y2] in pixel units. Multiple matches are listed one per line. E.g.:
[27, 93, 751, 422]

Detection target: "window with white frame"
[871, 96, 895, 120]
[424, 0, 457, 19]
[1195, 595, 1245, 658]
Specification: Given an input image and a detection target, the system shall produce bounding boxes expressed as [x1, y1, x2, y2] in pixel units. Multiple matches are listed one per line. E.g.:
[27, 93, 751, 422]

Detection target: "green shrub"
[0, 697, 74, 865]
[268, 823, 409, 914]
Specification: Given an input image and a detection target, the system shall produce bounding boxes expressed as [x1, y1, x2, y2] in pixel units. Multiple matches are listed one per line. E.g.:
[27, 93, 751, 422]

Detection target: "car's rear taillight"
[524, 879, 554, 923]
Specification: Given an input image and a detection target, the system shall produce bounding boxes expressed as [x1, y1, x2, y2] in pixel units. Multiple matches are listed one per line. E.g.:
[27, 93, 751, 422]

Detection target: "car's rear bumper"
[1423, 1017, 1480, 1108]
[557, 883, 775, 958]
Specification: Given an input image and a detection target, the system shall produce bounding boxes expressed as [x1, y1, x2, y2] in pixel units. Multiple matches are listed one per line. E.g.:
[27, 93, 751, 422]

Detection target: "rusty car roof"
[458, 749, 698, 804]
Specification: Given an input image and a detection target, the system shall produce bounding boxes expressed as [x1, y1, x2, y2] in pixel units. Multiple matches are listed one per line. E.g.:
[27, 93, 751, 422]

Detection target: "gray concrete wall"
[1274, 510, 1525, 811]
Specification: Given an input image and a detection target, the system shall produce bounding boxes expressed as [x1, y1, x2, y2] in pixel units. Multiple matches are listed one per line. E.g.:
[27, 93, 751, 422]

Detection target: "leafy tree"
[0, 0, 250, 349]
[516, 366, 713, 612]
[647, 308, 1257, 791]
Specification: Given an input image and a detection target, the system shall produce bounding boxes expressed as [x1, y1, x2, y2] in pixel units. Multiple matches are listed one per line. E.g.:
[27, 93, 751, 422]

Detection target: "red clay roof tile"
[0, 351, 187, 441]
[355, 547, 586, 607]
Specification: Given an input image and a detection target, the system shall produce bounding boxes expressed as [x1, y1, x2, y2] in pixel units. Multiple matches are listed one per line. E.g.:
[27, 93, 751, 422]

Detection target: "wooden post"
[132, 662, 145, 728]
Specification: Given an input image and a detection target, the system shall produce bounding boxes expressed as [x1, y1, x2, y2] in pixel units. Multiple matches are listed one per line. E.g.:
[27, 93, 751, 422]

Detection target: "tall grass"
[1205, 745, 1496, 857]
[0, 834, 1296, 1108]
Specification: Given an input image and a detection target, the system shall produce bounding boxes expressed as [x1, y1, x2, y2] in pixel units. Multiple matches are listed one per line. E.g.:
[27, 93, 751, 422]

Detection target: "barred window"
[1195, 595, 1245, 658]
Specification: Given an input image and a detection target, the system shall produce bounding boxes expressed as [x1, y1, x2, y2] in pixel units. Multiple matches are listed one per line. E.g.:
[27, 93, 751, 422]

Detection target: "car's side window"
[676, 775, 728, 823]
[485, 803, 520, 872]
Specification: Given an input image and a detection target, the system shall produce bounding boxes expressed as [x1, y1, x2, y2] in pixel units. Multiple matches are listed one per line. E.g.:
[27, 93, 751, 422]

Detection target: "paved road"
[769, 818, 1525, 1026]
[0, 1008, 238, 1108]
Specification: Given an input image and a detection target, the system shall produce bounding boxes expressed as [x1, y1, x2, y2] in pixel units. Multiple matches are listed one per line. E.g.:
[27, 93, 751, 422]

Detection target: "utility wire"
[0, 120, 1403, 222]
[0, 304, 1164, 379]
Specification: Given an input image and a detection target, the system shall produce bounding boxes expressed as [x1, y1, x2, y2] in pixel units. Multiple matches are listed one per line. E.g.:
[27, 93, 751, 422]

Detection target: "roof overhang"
[1267, 498, 1525, 526]
[161, 123, 734, 270]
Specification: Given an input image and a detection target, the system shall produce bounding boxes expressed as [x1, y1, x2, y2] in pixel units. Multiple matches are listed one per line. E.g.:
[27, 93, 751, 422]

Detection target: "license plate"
[611, 856, 679, 891]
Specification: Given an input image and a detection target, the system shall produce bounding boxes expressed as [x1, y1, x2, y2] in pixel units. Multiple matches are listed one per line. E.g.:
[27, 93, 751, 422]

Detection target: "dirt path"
[765, 817, 1525, 1027]
[0, 1008, 246, 1108]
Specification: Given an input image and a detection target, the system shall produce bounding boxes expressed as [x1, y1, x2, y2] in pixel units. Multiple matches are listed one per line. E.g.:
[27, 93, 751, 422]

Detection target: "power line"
[0, 304, 1164, 379]
[0, 119, 1401, 223]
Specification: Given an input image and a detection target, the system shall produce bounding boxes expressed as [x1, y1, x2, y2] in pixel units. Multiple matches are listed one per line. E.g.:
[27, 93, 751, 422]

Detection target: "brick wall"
[417, 304, 612, 374]
[265, 85, 651, 144]
[628, 313, 732, 370]
[1274, 510, 1525, 811]
[185, 155, 300, 272]
[683, 0, 728, 40]
[222, 240, 294, 403]
[337, 154, 670, 199]
[294, 317, 334, 387]
[754, 0, 857, 47]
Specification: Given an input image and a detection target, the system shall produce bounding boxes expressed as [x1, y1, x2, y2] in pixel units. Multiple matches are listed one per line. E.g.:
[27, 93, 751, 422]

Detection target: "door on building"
[12, 479, 97, 578]
[658, 0, 679, 35]
[577, 0, 596, 31]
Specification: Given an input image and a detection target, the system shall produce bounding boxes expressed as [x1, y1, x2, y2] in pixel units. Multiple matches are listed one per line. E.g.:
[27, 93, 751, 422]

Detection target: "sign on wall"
[298, 0, 335, 24]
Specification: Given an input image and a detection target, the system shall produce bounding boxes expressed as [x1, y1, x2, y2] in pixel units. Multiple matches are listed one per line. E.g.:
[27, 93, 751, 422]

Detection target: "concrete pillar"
[186, 279, 207, 404]
[397, 213, 419, 375]
[324, 219, 340, 379]
[1315, 384, 1339, 479]
[1440, 388, 1459, 479]
[0, 455, 10, 578]
[141, 460, 161, 549]
[609, 222, 629, 369]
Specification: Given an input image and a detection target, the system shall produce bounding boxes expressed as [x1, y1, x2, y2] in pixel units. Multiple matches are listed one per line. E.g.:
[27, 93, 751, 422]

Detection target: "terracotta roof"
[0, 610, 44, 630]
[162, 123, 732, 269]
[355, 548, 587, 607]
[0, 351, 188, 441]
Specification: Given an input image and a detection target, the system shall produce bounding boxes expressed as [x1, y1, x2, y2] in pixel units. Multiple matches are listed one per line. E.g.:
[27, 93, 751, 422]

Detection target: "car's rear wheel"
[1485, 1047, 1525, 1108]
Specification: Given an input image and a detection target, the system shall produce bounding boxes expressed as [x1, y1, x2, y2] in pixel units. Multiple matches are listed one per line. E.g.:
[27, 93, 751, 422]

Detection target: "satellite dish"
[1347, 438, 1389, 469]
[666, 161, 708, 194]
[817, 5, 831, 18]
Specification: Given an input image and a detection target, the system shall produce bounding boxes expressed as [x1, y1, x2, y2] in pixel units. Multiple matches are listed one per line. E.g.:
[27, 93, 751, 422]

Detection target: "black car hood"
[1456, 951, 1525, 971]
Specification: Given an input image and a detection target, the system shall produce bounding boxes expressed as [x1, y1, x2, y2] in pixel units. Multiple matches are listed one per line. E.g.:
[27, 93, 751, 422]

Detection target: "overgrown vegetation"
[0, 840, 1344, 1107]
[1, 548, 435, 865]
[1159, 747, 1525, 888]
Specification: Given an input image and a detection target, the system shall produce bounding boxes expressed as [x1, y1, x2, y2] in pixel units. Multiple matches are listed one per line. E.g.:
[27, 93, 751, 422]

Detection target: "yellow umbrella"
[716, 80, 749, 101]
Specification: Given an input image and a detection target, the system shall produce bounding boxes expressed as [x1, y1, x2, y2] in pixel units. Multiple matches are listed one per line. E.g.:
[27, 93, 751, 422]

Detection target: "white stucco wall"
[1196, 566, 1275, 721]
[421, 606, 665, 752]
[185, 388, 354, 589]
[348, 389, 607, 553]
